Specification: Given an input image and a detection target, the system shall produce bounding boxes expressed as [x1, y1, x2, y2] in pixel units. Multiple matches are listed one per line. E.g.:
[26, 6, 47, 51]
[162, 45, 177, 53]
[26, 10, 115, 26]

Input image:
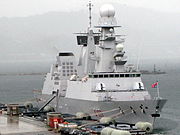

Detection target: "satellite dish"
[116, 44, 124, 52]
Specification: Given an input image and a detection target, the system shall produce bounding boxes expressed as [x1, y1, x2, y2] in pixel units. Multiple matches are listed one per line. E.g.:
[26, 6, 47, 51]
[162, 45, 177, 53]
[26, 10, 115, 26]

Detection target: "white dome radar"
[116, 44, 124, 52]
[100, 4, 115, 17]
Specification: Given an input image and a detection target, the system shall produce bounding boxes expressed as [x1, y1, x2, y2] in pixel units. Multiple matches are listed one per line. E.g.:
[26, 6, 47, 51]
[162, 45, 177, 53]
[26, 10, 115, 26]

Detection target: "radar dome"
[100, 4, 115, 17]
[116, 44, 124, 52]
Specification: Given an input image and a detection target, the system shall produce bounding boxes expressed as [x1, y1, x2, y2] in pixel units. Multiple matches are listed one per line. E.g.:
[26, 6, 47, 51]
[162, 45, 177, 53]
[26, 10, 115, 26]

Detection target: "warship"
[141, 64, 166, 75]
[41, 2, 167, 126]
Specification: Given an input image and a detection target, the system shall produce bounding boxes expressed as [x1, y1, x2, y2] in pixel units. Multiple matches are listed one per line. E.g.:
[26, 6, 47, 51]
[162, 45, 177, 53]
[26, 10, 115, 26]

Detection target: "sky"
[0, 0, 180, 72]
[0, 0, 180, 17]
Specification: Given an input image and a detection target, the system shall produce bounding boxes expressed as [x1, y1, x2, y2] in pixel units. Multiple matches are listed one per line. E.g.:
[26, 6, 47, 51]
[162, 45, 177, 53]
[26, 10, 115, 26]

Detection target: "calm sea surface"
[0, 71, 180, 135]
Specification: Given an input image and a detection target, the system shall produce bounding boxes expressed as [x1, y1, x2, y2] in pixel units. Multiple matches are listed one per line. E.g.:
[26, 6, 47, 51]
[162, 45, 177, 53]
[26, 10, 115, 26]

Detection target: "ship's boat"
[40, 3, 167, 127]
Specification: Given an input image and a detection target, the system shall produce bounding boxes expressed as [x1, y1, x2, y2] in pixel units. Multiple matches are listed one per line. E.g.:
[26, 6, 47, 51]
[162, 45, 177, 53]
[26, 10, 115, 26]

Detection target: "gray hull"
[40, 94, 167, 125]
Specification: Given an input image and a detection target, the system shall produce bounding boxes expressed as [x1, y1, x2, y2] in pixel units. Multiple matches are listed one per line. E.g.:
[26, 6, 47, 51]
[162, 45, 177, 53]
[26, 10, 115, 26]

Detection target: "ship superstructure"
[41, 3, 167, 126]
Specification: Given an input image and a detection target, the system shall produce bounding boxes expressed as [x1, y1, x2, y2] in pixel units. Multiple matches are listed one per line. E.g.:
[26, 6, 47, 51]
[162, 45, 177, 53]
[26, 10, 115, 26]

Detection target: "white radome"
[100, 4, 115, 17]
[109, 28, 114, 33]
[116, 44, 124, 52]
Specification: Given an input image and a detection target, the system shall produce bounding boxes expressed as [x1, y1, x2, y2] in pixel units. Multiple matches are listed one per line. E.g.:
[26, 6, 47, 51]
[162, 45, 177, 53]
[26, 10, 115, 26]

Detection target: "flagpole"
[157, 81, 160, 98]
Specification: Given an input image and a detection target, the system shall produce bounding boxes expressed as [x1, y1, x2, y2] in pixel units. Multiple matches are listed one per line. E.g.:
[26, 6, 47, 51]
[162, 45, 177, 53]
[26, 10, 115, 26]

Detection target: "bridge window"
[99, 75, 103, 78]
[110, 74, 114, 77]
[136, 74, 141, 77]
[89, 73, 141, 78]
[131, 74, 135, 77]
[104, 74, 108, 78]
[120, 74, 124, 77]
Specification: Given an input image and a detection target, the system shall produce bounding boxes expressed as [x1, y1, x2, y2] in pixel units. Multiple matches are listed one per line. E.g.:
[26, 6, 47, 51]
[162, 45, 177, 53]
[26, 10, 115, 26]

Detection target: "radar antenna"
[87, 1, 93, 28]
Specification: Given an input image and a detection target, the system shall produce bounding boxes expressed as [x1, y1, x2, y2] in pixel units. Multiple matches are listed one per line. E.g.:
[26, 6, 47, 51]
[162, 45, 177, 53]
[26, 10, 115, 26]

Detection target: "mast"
[76, 1, 96, 75]
[87, 1, 93, 28]
[94, 4, 127, 72]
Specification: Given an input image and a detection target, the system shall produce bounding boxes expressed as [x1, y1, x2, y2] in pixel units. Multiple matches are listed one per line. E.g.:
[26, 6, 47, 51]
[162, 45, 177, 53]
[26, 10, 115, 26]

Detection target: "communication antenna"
[87, 0, 93, 28]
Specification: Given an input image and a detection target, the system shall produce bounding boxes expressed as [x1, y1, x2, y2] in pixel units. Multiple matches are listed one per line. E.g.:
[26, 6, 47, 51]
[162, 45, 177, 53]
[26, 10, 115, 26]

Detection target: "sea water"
[0, 71, 180, 135]
[0, 74, 44, 103]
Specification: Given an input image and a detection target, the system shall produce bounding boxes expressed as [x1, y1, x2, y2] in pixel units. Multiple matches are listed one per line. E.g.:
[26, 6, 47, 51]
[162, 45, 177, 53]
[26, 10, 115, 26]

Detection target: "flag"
[152, 82, 158, 88]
